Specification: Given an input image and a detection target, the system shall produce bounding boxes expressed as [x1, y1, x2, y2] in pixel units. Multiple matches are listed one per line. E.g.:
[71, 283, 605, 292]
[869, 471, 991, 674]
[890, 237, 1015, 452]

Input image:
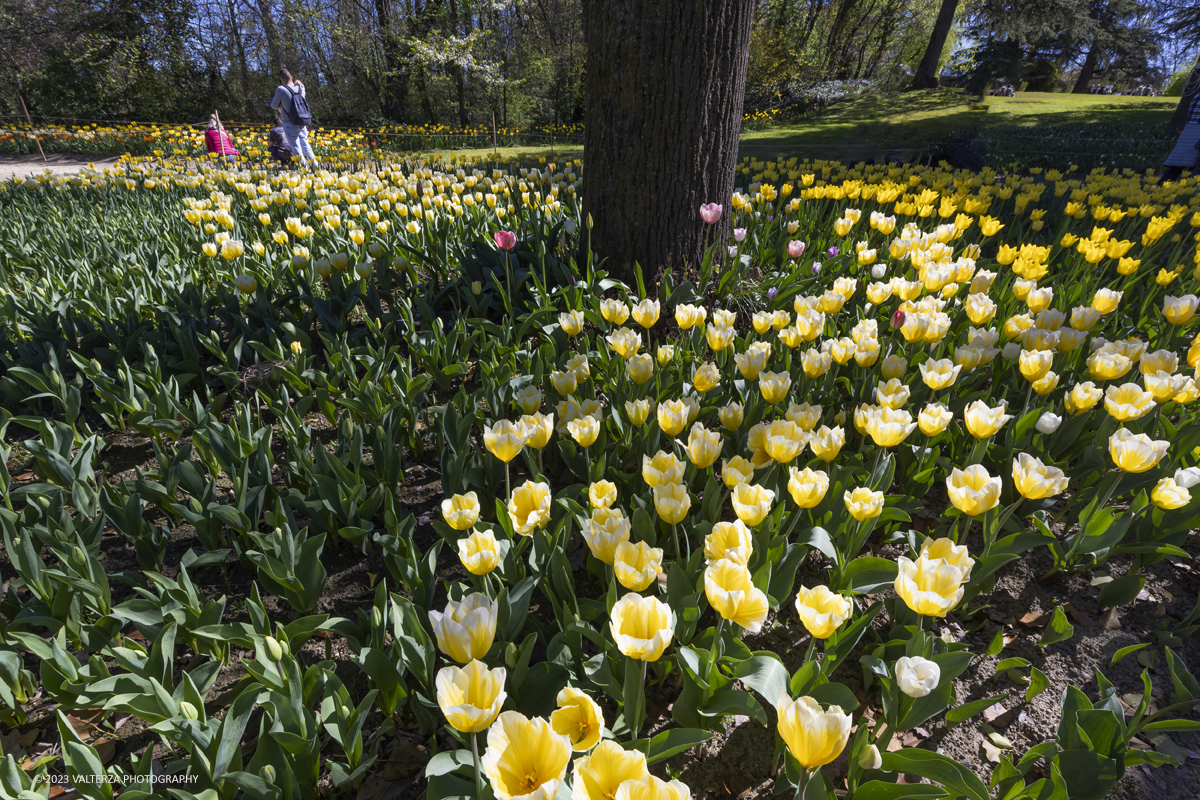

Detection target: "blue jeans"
[282, 123, 316, 166]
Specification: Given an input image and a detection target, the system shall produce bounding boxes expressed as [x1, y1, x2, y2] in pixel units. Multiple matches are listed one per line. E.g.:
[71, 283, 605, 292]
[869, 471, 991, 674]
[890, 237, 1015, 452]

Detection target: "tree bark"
[1072, 43, 1098, 93]
[225, 0, 255, 118]
[911, 0, 959, 90]
[253, 0, 284, 71]
[583, 0, 754, 286]
[1168, 64, 1200, 136]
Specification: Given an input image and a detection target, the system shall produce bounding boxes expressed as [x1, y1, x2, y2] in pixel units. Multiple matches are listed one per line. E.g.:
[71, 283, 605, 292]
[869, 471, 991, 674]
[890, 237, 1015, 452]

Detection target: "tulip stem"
[505, 462, 511, 506]
[794, 766, 809, 800]
[709, 617, 725, 684]
[985, 500, 1023, 557]
[672, 523, 682, 563]
[472, 731, 485, 800]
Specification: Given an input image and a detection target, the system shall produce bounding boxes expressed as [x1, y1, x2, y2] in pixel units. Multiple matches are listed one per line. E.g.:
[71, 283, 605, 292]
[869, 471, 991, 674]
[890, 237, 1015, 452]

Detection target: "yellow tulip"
[734, 342, 771, 380]
[1066, 381, 1104, 414]
[1092, 288, 1123, 315]
[721, 456, 756, 489]
[1032, 371, 1060, 395]
[919, 358, 961, 390]
[718, 402, 744, 431]
[442, 491, 481, 531]
[782, 466, 828, 509]
[614, 541, 664, 591]
[652, 482, 691, 524]
[1151, 477, 1190, 510]
[643, 451, 685, 487]
[1104, 383, 1156, 421]
[1019, 349, 1053, 382]
[686, 423, 723, 469]
[631, 298, 660, 329]
[626, 354, 654, 385]
[918, 402, 953, 436]
[567, 415, 600, 448]
[656, 345, 675, 365]
[550, 687, 604, 751]
[759, 371, 792, 404]
[429, 593, 498, 663]
[946, 465, 1002, 516]
[844, 487, 884, 521]
[613, 774, 692, 800]
[765, 420, 805, 464]
[775, 695, 852, 768]
[1069, 306, 1101, 331]
[601, 299, 630, 325]
[894, 551, 967, 617]
[875, 378, 911, 409]
[606, 327, 642, 359]
[808, 426, 845, 462]
[573, 740, 649, 800]
[610, 593, 675, 661]
[590, 480, 617, 509]
[731, 483, 775, 527]
[785, 401, 821, 431]
[585, 508, 631, 565]
[880, 353, 906, 380]
[705, 559, 770, 632]
[625, 399, 653, 427]
[794, 585, 852, 639]
[436, 660, 507, 733]
[1109, 427, 1169, 473]
[752, 310, 774, 334]
[855, 340, 881, 367]
[551, 370, 578, 396]
[481, 711, 571, 800]
[705, 520, 753, 566]
[706, 324, 736, 352]
[866, 407, 917, 447]
[559, 310, 584, 335]
[963, 399, 1012, 438]
[1012, 453, 1069, 499]
[514, 386, 543, 414]
[485, 420, 532, 463]
[964, 293, 996, 324]
[1164, 295, 1199, 325]
[693, 363, 720, 393]
[508, 480, 552, 535]
[457, 528, 500, 576]
[657, 400, 689, 437]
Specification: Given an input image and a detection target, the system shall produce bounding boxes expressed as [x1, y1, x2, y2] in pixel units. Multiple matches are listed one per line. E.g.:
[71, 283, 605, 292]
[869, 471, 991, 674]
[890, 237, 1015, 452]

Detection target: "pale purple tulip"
[767, 287, 778, 301]
[812, 262, 822, 275]
[788, 240, 806, 258]
[826, 246, 839, 258]
[733, 228, 747, 242]
[727, 246, 738, 256]
[700, 203, 723, 225]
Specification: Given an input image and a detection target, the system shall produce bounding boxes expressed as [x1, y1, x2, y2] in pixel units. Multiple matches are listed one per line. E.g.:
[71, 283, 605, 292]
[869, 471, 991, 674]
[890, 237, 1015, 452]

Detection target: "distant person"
[269, 69, 318, 168]
[204, 113, 238, 163]
[1160, 92, 1200, 183]
[268, 113, 294, 168]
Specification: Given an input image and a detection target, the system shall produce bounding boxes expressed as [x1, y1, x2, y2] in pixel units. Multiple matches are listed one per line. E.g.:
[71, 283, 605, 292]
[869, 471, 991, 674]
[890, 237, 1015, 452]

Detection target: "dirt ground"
[0, 154, 120, 180]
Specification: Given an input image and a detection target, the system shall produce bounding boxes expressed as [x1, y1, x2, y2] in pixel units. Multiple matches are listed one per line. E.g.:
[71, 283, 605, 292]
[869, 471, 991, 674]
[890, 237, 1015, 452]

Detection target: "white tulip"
[895, 656, 940, 698]
[870, 264, 887, 279]
[1174, 467, 1200, 489]
[1001, 342, 1022, 360]
[1035, 412, 1062, 434]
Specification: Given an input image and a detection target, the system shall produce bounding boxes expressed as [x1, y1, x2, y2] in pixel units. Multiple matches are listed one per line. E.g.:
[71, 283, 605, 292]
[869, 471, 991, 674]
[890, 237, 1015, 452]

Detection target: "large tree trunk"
[253, 0, 285, 71]
[583, 0, 754, 285]
[911, 0, 958, 90]
[1168, 64, 1200, 136]
[1072, 43, 1098, 94]
[373, 0, 410, 120]
[225, 0, 255, 118]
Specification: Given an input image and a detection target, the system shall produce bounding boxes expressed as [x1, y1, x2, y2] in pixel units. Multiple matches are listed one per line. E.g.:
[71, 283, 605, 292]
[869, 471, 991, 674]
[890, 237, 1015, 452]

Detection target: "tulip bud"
[265, 636, 284, 662]
[260, 766, 277, 783]
[1175, 466, 1200, 489]
[1035, 412, 1062, 434]
[890, 309, 906, 330]
[858, 743, 883, 770]
[179, 701, 199, 719]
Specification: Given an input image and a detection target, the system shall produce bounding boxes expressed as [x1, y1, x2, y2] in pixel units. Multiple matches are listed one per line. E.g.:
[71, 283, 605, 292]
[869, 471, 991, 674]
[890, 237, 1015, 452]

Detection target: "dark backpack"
[287, 86, 312, 127]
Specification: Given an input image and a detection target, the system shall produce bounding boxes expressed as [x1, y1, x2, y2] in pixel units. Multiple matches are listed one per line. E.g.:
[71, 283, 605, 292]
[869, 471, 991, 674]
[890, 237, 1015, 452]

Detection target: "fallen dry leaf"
[357, 775, 407, 800]
[64, 709, 105, 741]
[981, 739, 1003, 763]
[1019, 612, 1049, 628]
[94, 739, 117, 765]
[17, 729, 38, 748]
[983, 703, 1013, 728]
[1100, 607, 1121, 630]
[1063, 602, 1092, 627]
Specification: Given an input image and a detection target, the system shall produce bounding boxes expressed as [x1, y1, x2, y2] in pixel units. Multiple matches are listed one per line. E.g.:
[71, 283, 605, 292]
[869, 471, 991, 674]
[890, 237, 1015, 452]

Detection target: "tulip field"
[2, 152, 1200, 800]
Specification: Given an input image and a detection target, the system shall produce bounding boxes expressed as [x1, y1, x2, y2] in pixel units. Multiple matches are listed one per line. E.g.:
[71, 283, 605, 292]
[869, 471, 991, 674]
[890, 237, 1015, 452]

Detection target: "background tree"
[583, 0, 755, 285]
[911, 0, 960, 89]
[1165, 0, 1200, 133]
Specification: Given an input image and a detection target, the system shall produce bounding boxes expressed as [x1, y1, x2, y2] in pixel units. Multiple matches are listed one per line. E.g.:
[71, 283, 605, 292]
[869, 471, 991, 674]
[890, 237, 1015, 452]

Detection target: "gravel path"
[0, 154, 120, 181]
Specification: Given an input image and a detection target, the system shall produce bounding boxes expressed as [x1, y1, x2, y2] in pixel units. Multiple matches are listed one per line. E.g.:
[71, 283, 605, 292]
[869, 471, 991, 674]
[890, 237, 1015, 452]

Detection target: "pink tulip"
[890, 309, 907, 330]
[700, 203, 723, 225]
[733, 228, 747, 242]
[787, 240, 806, 258]
[493, 230, 517, 251]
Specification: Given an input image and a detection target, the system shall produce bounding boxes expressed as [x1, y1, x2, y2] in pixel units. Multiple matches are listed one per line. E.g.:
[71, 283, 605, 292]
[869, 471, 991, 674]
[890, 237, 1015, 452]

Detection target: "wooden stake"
[18, 93, 47, 163]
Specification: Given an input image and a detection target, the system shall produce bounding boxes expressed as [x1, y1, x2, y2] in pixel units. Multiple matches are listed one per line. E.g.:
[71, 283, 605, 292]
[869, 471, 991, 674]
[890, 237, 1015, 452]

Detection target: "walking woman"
[268, 69, 318, 168]
[1161, 77, 1200, 183]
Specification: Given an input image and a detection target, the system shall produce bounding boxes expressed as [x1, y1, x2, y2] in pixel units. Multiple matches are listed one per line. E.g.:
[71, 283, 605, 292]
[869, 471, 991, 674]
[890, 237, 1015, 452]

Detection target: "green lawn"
[424, 90, 1181, 165]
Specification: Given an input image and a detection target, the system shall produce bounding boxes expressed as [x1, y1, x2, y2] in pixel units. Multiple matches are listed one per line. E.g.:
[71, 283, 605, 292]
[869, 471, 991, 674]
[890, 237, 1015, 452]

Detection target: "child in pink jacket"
[204, 113, 238, 163]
